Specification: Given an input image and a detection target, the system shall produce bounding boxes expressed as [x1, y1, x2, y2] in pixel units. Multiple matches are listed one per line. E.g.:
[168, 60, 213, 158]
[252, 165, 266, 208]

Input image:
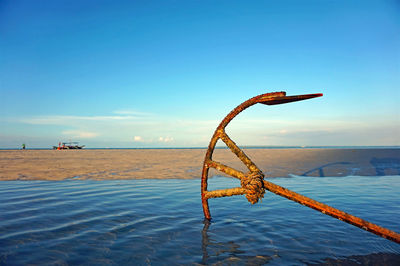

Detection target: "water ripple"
[0, 176, 399, 265]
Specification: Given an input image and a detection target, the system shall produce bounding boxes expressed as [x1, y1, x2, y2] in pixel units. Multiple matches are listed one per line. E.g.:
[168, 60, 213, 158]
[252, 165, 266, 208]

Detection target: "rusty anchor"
[201, 91, 400, 244]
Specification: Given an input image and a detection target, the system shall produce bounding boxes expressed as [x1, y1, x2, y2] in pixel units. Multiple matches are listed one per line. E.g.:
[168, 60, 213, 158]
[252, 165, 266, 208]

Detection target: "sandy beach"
[1, 148, 399, 181]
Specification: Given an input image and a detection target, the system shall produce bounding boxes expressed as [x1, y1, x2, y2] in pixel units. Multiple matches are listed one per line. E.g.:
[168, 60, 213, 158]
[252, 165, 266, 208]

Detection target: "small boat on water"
[53, 142, 85, 150]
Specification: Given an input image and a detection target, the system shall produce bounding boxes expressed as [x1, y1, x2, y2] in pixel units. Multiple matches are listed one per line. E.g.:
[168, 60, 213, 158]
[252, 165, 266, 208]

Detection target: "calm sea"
[1, 146, 400, 150]
[1, 175, 399, 265]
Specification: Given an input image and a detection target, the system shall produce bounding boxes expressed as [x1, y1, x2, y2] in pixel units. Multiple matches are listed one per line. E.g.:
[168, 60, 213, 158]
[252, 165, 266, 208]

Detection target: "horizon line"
[1, 145, 399, 150]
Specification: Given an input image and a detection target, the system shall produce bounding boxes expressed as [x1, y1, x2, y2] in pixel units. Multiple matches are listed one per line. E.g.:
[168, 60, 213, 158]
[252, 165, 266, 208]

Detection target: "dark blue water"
[1, 176, 399, 265]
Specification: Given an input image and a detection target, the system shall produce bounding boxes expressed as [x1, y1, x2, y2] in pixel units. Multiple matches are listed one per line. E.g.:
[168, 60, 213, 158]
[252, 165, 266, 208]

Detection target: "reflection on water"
[201, 219, 273, 265]
[370, 157, 400, 176]
[301, 162, 351, 177]
[0, 176, 399, 265]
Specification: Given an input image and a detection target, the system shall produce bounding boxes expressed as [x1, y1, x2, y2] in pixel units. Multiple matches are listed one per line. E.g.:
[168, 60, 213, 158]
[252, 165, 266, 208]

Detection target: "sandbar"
[0, 148, 399, 181]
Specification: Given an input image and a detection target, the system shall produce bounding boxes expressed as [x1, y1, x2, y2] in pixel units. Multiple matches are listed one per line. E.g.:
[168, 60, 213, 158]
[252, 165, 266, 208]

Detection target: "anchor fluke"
[259, 92, 323, 105]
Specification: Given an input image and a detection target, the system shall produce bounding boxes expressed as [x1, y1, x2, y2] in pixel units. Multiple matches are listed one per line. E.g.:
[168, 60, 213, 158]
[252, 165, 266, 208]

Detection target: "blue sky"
[1, 0, 399, 148]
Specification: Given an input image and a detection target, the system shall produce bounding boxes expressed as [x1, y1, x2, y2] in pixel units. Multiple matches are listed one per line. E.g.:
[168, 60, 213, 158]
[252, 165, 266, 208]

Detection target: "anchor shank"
[262, 179, 400, 244]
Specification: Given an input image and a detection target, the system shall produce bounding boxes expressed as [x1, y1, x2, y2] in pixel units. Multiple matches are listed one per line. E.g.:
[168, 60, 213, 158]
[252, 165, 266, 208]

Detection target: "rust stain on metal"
[201, 91, 400, 244]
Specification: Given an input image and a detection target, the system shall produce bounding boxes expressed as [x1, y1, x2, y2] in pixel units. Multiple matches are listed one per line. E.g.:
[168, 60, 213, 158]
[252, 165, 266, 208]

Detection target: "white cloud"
[133, 136, 143, 142]
[62, 130, 99, 139]
[10, 109, 399, 148]
[158, 136, 174, 143]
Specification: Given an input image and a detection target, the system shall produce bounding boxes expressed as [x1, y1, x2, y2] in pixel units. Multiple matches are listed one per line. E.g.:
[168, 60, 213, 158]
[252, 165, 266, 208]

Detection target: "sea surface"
[0, 175, 399, 265]
[2, 145, 400, 150]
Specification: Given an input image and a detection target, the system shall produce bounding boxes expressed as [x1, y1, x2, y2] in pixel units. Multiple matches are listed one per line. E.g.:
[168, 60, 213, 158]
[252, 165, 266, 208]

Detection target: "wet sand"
[0, 149, 399, 180]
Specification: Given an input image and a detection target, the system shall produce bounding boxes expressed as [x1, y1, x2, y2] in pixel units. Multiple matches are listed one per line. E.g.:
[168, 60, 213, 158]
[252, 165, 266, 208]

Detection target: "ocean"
[0, 175, 399, 265]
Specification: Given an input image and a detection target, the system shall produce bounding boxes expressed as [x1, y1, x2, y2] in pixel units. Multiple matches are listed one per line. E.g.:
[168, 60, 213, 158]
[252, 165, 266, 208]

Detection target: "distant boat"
[53, 142, 85, 150]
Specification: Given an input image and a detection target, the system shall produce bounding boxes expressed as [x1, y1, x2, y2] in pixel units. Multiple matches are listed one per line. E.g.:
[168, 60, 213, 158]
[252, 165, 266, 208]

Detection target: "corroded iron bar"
[201, 91, 400, 244]
[204, 187, 245, 199]
[219, 131, 260, 173]
[262, 179, 400, 243]
[205, 159, 245, 180]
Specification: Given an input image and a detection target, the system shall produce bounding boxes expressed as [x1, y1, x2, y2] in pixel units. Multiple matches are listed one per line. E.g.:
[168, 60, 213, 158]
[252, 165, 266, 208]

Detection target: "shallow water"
[0, 176, 399, 265]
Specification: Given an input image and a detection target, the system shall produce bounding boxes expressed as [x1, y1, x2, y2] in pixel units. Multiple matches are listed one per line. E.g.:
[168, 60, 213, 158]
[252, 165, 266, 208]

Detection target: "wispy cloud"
[62, 130, 99, 139]
[158, 136, 174, 143]
[12, 112, 217, 146]
[6, 110, 399, 147]
[20, 115, 146, 125]
[112, 110, 151, 116]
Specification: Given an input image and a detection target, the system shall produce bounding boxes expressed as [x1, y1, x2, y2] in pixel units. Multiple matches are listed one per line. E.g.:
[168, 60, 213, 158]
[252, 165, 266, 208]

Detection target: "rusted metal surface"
[201, 91, 400, 244]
